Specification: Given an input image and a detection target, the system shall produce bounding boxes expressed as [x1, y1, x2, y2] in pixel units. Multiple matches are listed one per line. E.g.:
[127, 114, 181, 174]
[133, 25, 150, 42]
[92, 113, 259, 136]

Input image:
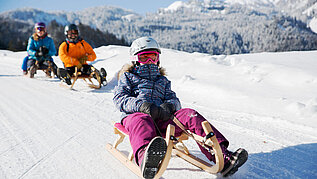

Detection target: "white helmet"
[129, 37, 161, 56]
[64, 24, 80, 36]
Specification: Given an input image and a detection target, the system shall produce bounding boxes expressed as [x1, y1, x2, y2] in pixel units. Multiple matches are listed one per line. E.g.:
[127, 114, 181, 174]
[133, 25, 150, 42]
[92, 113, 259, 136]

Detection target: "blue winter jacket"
[27, 34, 56, 60]
[113, 64, 182, 119]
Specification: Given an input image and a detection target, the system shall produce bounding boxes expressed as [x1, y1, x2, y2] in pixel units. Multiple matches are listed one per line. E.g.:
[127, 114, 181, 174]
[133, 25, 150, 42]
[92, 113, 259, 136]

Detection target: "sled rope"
[150, 117, 164, 137]
[172, 117, 215, 154]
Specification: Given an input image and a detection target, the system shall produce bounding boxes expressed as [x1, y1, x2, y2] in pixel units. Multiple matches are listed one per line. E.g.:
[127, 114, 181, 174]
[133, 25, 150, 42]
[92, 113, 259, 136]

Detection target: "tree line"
[114, 6, 317, 55]
[0, 18, 128, 53]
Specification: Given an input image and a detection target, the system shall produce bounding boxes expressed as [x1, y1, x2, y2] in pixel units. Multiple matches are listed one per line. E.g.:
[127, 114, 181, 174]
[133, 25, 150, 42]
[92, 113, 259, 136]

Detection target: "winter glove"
[140, 102, 160, 121]
[160, 103, 176, 120]
[140, 102, 174, 122]
[35, 51, 43, 57]
[79, 56, 88, 64]
[40, 46, 49, 56]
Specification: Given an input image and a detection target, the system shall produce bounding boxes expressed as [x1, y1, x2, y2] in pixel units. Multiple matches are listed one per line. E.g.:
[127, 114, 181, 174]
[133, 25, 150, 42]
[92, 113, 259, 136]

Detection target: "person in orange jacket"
[57, 24, 106, 85]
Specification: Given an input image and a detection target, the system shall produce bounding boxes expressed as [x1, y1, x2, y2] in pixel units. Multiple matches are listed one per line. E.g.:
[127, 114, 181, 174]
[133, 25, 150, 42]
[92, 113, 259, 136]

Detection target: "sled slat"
[106, 144, 142, 178]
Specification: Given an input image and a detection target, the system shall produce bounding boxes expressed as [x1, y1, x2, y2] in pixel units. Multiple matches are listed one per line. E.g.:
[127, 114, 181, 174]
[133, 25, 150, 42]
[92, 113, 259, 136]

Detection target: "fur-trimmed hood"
[117, 63, 166, 80]
[32, 32, 48, 41]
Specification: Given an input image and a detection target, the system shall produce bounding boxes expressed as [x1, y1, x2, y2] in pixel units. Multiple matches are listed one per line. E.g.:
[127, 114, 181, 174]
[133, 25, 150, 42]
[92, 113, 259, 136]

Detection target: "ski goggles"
[67, 30, 79, 35]
[135, 51, 160, 64]
[36, 27, 45, 32]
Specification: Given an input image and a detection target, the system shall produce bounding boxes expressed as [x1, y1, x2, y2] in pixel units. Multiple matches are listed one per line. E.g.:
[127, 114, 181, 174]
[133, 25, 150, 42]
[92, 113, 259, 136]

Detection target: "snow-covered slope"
[162, 0, 275, 12]
[0, 46, 317, 178]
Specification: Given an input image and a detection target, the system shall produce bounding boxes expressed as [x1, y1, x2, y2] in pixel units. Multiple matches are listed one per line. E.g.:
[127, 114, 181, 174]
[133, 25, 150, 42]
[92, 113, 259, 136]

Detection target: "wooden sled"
[29, 60, 56, 78]
[61, 66, 102, 89]
[106, 121, 224, 178]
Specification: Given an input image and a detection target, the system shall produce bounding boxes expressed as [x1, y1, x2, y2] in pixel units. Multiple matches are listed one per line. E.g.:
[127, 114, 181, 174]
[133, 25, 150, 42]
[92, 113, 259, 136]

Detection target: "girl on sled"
[113, 37, 248, 178]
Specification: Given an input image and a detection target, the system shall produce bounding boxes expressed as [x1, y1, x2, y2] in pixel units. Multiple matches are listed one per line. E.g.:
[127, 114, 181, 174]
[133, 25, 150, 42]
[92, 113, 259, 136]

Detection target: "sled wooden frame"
[172, 121, 224, 174]
[30, 60, 56, 78]
[106, 121, 224, 178]
[106, 123, 174, 179]
[63, 66, 102, 89]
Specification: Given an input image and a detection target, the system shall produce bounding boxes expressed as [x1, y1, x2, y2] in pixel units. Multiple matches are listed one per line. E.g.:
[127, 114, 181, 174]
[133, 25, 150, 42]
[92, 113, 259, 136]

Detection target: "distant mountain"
[0, 8, 69, 25]
[0, 16, 128, 52]
[1, 0, 317, 54]
[144, 0, 317, 54]
[159, 0, 317, 31]
[0, 6, 139, 26]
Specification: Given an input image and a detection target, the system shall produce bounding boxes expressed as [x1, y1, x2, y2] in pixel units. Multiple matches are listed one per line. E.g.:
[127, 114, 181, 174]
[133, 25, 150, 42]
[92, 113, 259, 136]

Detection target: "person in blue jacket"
[24, 22, 57, 78]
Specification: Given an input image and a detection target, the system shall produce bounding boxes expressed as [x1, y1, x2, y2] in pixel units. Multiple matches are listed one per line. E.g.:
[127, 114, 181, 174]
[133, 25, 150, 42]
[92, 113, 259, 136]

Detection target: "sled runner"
[106, 120, 224, 178]
[60, 66, 105, 89]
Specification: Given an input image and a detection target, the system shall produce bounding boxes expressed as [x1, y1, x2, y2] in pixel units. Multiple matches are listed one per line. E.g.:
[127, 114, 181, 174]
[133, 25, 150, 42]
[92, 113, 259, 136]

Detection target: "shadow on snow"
[166, 143, 317, 178]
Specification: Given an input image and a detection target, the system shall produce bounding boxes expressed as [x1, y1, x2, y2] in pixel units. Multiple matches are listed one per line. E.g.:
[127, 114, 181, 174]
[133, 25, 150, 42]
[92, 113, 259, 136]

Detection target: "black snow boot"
[140, 137, 167, 179]
[221, 148, 248, 177]
[57, 68, 72, 85]
[100, 67, 107, 84]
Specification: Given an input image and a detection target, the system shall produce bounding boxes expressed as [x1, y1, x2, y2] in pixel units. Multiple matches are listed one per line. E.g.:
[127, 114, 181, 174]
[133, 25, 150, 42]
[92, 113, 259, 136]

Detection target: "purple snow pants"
[122, 108, 229, 165]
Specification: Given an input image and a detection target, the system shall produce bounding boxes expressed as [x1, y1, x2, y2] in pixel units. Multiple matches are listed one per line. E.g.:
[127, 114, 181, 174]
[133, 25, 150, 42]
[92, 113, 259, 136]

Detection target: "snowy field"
[0, 45, 317, 178]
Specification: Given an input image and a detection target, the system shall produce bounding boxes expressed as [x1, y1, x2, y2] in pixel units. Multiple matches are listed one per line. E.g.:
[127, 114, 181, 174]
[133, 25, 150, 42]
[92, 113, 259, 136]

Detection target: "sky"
[0, 0, 186, 14]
